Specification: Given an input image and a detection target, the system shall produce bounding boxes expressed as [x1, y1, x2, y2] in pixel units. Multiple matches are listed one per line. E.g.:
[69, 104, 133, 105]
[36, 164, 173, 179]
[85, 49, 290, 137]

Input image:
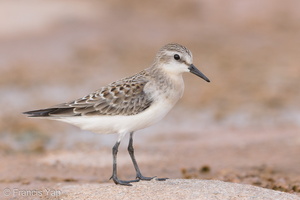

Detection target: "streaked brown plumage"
[23, 43, 210, 186]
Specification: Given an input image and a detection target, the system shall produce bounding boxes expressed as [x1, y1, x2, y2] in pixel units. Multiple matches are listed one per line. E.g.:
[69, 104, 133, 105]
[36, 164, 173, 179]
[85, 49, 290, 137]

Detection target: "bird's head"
[154, 43, 210, 82]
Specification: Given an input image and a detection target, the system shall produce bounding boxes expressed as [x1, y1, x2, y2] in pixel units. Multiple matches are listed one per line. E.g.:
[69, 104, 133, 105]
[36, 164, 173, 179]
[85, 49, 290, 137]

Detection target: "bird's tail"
[23, 107, 76, 117]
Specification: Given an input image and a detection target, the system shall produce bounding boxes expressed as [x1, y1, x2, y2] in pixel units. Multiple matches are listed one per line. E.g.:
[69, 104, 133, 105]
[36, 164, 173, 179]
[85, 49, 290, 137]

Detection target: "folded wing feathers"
[24, 74, 153, 117]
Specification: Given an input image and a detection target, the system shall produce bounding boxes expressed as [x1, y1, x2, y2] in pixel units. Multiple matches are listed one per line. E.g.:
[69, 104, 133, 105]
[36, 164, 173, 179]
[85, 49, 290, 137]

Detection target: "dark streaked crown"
[158, 43, 192, 58]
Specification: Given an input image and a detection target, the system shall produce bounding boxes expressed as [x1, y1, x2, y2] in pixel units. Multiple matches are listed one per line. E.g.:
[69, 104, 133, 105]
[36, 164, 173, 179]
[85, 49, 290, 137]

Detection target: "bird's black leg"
[110, 140, 139, 186]
[128, 132, 167, 181]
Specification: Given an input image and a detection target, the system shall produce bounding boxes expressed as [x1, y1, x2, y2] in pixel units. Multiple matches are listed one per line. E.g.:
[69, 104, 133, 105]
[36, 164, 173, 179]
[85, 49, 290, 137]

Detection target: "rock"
[60, 179, 300, 200]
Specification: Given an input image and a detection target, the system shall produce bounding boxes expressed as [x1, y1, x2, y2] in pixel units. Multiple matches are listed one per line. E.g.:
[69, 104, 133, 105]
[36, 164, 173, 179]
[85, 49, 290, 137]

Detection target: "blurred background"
[1, 0, 299, 151]
[0, 0, 300, 195]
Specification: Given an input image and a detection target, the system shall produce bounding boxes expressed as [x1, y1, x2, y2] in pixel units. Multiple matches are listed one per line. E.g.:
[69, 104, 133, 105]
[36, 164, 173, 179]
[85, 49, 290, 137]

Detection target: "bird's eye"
[174, 54, 180, 60]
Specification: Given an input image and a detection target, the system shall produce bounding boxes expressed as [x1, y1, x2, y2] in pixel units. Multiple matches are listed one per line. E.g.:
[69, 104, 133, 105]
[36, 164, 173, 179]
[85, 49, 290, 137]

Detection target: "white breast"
[53, 75, 185, 135]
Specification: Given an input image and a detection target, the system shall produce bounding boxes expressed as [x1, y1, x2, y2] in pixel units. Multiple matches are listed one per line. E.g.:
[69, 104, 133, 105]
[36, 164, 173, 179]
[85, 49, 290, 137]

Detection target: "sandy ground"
[59, 179, 300, 200]
[0, 127, 299, 199]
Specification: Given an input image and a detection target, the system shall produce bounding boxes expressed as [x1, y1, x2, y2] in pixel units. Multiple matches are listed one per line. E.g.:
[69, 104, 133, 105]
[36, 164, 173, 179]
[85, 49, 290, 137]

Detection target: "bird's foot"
[136, 174, 156, 181]
[110, 176, 139, 186]
[136, 173, 168, 181]
[155, 177, 169, 181]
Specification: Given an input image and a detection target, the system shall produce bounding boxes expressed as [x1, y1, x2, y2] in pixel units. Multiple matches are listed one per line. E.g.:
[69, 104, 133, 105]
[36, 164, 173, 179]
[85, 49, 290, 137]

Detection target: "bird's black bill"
[189, 64, 210, 82]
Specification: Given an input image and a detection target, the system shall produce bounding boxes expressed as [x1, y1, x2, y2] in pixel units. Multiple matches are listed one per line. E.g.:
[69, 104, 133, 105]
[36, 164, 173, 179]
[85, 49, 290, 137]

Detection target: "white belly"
[52, 74, 185, 135]
[53, 98, 177, 134]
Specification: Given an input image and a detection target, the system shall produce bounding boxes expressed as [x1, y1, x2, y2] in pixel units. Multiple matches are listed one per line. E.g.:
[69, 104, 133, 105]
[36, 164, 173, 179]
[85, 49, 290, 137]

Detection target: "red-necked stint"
[23, 43, 210, 186]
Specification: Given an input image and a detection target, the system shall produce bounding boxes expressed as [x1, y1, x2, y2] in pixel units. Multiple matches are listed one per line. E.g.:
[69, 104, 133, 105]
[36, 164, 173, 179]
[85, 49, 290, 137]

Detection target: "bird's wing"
[23, 74, 153, 117]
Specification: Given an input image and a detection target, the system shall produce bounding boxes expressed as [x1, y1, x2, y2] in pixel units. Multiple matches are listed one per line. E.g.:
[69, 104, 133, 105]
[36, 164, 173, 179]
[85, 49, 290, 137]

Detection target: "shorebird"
[23, 43, 210, 186]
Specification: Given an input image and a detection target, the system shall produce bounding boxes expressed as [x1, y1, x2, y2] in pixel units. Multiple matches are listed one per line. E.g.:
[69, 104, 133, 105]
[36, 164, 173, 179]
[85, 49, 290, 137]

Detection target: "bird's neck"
[148, 67, 185, 100]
